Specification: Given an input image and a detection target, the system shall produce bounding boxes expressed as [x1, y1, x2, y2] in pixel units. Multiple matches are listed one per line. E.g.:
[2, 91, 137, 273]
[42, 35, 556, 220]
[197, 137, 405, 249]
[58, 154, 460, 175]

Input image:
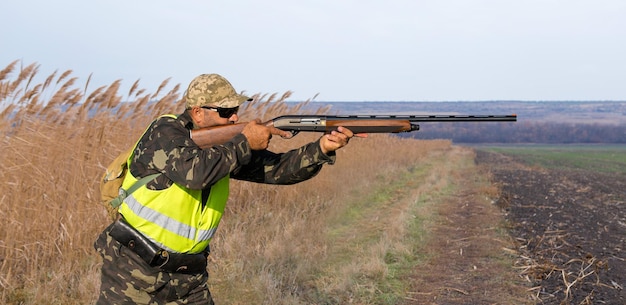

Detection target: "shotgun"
[191, 114, 517, 149]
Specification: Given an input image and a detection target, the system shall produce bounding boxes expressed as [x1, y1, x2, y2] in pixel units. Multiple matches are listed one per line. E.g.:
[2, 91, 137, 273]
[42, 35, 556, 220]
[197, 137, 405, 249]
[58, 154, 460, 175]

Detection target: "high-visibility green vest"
[118, 115, 229, 254]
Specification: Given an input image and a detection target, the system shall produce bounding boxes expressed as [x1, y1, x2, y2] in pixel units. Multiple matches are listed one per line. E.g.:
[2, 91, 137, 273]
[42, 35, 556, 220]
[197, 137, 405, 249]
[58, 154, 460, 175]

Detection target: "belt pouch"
[160, 251, 208, 273]
[109, 219, 161, 265]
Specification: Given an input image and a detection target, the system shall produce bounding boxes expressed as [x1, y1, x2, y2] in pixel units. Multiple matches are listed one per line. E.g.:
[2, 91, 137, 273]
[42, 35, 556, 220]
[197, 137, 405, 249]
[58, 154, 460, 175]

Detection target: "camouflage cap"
[184, 74, 251, 109]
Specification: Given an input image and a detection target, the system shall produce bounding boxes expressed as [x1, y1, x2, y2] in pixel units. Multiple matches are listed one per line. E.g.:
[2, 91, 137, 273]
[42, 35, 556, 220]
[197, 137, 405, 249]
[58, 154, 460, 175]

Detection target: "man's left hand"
[319, 126, 367, 154]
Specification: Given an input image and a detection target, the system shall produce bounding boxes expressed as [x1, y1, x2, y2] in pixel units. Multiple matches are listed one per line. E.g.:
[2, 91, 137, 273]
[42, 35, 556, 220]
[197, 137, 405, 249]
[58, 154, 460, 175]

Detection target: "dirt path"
[402, 148, 531, 305]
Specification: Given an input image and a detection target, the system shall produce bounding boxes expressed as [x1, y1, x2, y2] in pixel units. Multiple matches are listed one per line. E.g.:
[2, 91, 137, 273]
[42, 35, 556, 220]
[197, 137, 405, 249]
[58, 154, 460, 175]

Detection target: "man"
[94, 74, 358, 304]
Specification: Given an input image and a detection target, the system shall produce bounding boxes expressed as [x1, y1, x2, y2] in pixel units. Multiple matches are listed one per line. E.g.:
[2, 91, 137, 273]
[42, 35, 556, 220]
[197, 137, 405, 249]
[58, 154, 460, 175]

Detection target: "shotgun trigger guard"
[288, 130, 299, 137]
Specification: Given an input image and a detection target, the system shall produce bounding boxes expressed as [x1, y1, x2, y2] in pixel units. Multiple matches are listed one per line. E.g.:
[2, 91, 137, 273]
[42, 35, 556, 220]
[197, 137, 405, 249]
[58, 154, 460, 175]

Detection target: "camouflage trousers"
[94, 223, 215, 305]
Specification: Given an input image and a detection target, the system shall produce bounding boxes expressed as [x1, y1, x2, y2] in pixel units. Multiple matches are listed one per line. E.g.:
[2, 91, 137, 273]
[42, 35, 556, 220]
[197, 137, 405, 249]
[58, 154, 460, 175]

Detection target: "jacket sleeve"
[130, 116, 252, 190]
[230, 139, 336, 184]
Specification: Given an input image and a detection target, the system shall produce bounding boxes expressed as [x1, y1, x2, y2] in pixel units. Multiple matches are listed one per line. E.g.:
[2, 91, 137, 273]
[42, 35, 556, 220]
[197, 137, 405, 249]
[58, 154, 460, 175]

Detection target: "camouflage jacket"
[129, 111, 336, 192]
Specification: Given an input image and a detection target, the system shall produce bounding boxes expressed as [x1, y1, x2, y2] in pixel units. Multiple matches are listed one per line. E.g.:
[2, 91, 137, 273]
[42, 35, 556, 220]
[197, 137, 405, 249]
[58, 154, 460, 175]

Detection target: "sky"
[1, 0, 625, 102]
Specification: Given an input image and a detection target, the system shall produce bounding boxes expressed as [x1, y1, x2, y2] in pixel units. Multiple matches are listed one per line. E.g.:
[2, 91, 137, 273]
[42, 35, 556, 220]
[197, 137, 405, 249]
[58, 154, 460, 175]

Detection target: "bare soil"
[403, 150, 625, 305]
[476, 150, 626, 304]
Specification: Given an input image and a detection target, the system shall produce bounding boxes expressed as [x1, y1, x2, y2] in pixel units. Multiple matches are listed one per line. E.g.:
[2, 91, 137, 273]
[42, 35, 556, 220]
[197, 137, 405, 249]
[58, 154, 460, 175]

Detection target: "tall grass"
[1, 61, 454, 304]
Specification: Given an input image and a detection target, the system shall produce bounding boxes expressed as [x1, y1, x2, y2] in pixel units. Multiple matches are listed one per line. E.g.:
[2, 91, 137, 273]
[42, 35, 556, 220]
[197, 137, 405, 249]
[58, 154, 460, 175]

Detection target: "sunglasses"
[201, 106, 239, 118]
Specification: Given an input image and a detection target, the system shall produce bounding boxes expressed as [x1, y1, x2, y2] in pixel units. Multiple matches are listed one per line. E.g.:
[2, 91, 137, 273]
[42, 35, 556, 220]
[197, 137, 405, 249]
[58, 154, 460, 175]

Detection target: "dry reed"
[1, 61, 462, 304]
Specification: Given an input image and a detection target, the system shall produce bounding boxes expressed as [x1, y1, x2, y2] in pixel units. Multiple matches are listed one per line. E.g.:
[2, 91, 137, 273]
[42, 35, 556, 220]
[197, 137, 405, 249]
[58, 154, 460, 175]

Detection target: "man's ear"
[189, 106, 204, 124]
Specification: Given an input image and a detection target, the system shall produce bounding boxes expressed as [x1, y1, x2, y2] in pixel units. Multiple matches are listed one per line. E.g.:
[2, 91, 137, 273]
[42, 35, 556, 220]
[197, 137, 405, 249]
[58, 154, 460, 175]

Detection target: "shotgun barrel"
[271, 114, 517, 134]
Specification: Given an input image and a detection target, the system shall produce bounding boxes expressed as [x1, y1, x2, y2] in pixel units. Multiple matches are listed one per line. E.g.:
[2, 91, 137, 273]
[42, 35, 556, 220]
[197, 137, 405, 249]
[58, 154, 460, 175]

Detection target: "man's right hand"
[241, 120, 292, 150]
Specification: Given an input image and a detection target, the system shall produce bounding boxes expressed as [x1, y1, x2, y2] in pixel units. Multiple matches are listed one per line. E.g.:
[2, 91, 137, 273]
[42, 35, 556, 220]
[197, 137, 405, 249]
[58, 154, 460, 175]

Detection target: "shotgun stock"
[191, 114, 517, 149]
[191, 123, 247, 149]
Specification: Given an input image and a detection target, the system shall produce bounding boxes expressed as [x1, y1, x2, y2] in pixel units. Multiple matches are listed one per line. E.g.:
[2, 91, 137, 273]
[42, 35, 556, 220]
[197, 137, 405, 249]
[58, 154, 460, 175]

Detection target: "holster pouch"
[109, 219, 162, 266]
[109, 219, 208, 274]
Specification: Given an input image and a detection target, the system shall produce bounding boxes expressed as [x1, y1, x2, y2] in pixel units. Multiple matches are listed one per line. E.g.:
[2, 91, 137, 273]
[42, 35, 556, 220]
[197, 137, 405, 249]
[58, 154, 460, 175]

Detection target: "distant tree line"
[398, 122, 626, 144]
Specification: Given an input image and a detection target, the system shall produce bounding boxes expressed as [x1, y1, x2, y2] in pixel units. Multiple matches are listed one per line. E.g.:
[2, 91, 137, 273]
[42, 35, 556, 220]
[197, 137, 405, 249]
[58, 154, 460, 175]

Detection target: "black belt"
[108, 219, 209, 274]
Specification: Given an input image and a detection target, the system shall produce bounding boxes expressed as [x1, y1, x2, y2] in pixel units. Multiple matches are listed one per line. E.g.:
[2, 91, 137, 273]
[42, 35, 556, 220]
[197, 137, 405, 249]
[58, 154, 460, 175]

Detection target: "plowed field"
[476, 150, 626, 304]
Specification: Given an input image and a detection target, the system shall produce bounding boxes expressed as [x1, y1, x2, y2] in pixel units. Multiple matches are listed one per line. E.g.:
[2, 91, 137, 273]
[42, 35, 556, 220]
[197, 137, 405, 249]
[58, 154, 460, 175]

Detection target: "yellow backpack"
[99, 147, 160, 220]
[100, 146, 134, 207]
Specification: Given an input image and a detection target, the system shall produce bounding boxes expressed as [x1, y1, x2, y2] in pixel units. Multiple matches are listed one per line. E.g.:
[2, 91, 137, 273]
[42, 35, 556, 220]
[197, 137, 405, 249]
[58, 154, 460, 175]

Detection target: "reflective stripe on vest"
[119, 174, 229, 254]
[117, 114, 230, 254]
[122, 194, 218, 243]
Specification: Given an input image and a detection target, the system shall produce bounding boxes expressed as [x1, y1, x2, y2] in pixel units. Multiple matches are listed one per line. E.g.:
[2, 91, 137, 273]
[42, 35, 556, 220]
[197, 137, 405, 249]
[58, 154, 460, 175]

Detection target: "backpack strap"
[109, 173, 161, 209]
[109, 114, 177, 209]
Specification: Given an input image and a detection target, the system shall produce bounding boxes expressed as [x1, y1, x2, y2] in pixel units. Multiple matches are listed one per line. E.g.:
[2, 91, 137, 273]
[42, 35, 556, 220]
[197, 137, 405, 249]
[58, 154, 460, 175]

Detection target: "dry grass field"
[0, 61, 528, 304]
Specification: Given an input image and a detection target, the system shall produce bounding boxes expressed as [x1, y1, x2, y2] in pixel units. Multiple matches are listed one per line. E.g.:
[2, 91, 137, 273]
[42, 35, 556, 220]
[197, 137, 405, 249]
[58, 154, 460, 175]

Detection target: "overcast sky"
[1, 0, 625, 102]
